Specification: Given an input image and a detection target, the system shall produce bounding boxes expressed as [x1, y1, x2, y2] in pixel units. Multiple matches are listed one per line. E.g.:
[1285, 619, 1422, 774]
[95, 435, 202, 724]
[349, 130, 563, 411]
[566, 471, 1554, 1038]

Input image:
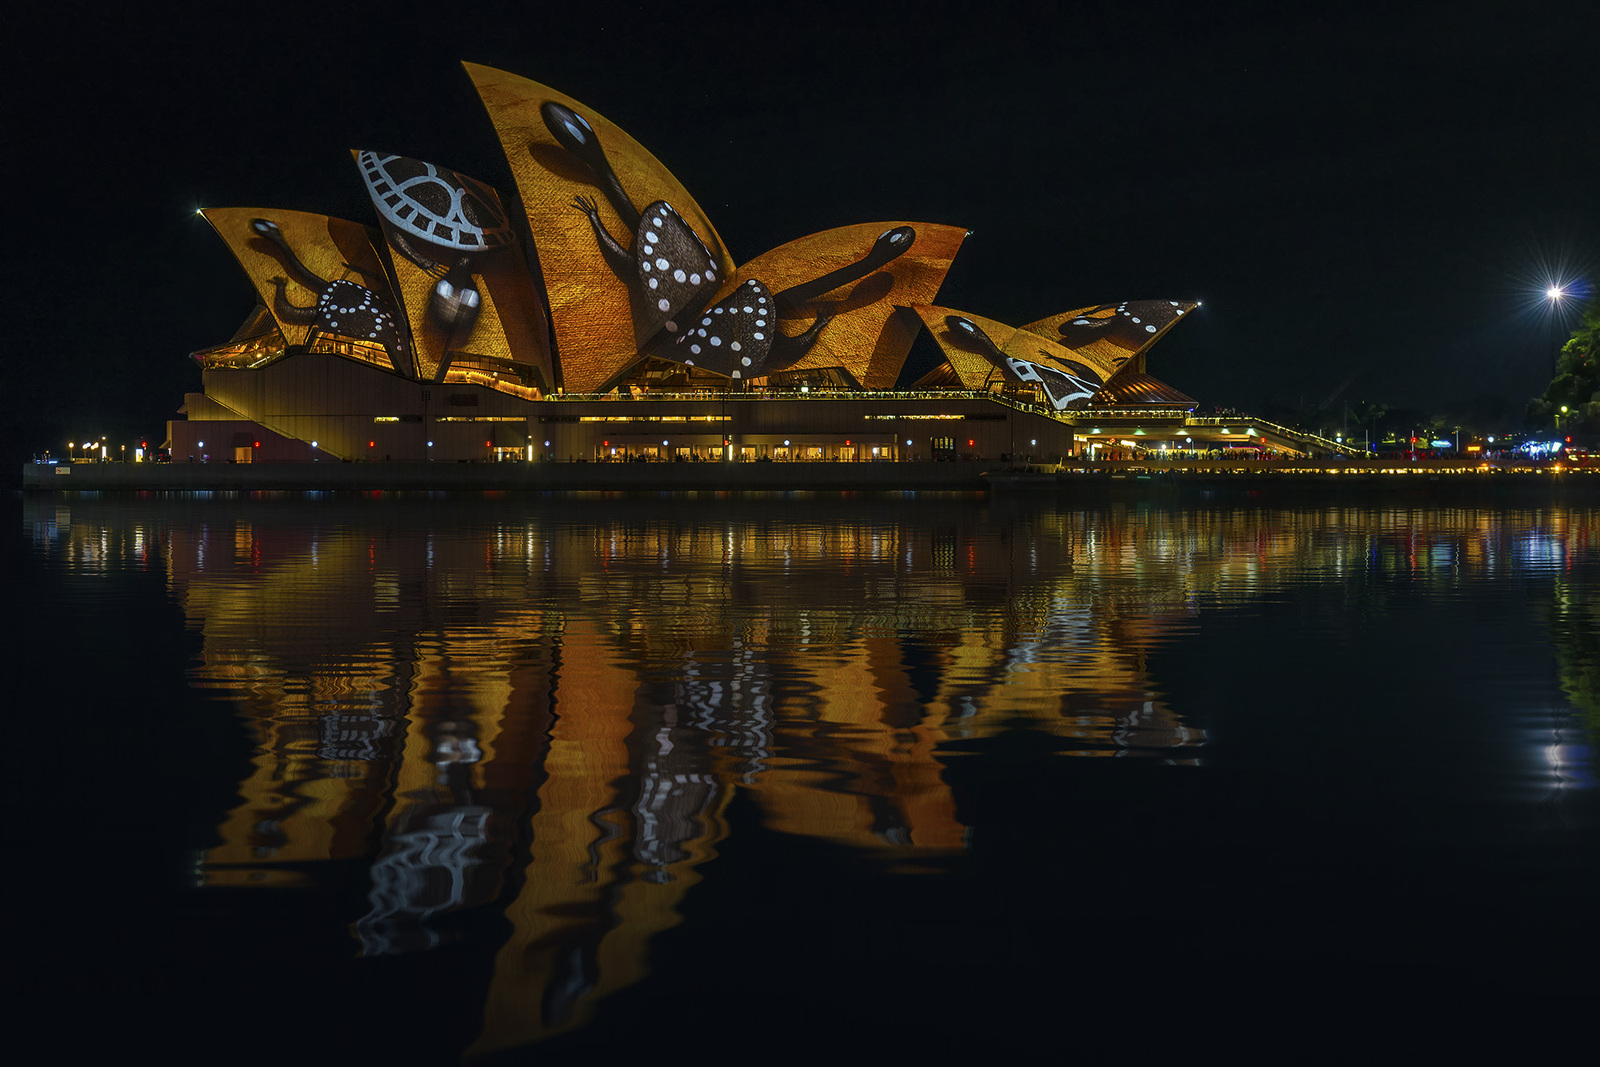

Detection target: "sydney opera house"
[170, 63, 1284, 468]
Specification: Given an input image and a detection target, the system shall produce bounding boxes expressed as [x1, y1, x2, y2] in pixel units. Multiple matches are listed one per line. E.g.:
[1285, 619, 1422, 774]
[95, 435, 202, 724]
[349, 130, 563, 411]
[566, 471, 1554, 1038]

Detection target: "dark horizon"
[8, 0, 1597, 460]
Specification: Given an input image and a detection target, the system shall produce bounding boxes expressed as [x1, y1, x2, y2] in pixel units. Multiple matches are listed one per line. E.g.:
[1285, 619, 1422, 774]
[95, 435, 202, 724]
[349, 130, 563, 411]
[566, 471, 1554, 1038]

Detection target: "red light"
[968, 439, 974, 446]
[369, 440, 375, 448]
[253, 441, 261, 448]
[603, 440, 609, 447]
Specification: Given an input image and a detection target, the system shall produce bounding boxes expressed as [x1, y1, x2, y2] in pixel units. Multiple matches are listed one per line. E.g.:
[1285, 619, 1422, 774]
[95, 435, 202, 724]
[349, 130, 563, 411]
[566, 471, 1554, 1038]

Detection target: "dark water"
[13, 493, 1598, 1060]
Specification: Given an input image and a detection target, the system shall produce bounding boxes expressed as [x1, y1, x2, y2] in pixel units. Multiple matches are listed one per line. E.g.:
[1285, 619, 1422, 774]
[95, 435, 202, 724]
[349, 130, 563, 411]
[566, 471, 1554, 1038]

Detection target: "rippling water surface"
[15, 493, 1597, 1059]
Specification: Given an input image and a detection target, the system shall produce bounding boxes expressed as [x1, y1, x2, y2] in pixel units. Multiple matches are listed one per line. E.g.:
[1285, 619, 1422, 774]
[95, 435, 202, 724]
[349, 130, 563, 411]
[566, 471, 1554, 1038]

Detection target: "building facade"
[173, 63, 1325, 466]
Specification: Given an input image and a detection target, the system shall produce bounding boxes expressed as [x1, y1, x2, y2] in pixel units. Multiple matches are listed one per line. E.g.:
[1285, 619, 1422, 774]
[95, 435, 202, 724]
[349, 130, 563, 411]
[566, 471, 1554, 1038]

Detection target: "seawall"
[21, 459, 993, 492]
[20, 459, 1597, 496]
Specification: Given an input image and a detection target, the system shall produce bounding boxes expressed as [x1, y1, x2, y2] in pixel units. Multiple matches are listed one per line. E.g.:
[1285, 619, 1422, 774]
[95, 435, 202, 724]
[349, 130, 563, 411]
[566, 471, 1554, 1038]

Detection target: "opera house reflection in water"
[24, 496, 1597, 1055]
[173, 496, 1208, 1051]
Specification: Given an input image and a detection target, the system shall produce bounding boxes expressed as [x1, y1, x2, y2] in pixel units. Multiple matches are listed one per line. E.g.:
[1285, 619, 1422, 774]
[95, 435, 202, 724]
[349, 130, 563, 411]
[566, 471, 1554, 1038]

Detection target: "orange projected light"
[467, 64, 734, 393]
[914, 301, 1199, 409]
[1021, 300, 1199, 379]
[354, 150, 552, 390]
[203, 207, 414, 376]
[466, 64, 963, 392]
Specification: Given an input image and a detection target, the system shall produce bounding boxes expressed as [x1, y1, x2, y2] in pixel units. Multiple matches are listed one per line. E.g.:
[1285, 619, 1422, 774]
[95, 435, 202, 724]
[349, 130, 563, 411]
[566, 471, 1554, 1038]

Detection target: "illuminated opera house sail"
[175, 63, 1230, 466]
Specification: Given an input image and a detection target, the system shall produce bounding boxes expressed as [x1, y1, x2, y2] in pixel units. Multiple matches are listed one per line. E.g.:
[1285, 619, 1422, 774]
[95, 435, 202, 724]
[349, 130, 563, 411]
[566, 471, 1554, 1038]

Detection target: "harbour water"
[14, 492, 1597, 1060]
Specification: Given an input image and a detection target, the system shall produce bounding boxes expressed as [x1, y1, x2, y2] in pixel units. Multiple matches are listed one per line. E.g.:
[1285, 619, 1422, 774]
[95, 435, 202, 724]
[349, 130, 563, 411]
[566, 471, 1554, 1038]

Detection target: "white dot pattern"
[312, 280, 407, 364]
[630, 202, 720, 338]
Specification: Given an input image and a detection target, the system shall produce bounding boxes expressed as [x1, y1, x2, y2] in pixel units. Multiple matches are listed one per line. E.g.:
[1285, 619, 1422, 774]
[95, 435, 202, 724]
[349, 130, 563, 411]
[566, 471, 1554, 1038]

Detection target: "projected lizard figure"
[249, 218, 413, 374]
[542, 102, 915, 379]
[945, 315, 1105, 410]
[541, 102, 721, 341]
[673, 226, 913, 379]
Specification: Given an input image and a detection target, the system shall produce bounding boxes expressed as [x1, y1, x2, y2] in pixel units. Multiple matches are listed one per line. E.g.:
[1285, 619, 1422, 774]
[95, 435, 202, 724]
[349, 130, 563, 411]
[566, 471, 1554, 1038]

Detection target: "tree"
[1349, 401, 1388, 449]
[1537, 296, 1600, 442]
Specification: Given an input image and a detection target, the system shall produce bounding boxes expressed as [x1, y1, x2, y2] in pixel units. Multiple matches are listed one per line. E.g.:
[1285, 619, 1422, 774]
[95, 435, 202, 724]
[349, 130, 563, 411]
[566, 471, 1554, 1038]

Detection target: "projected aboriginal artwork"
[1024, 300, 1198, 377]
[724, 221, 966, 389]
[944, 314, 1106, 410]
[467, 65, 963, 391]
[244, 216, 413, 375]
[542, 101, 916, 380]
[358, 151, 514, 332]
[541, 102, 722, 342]
[669, 226, 914, 379]
[196, 61, 1192, 406]
[356, 151, 552, 387]
[913, 301, 1198, 410]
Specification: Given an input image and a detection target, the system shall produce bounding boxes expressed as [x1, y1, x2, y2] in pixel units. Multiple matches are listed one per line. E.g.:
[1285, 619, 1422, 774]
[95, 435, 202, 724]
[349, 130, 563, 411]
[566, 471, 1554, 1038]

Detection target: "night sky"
[8, 0, 1597, 461]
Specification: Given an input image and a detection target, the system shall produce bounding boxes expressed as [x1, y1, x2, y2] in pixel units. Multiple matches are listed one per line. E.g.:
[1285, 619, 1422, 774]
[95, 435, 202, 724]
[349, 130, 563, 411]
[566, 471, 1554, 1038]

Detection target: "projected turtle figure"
[357, 151, 515, 332]
[249, 218, 411, 372]
[945, 315, 1105, 410]
[541, 102, 916, 379]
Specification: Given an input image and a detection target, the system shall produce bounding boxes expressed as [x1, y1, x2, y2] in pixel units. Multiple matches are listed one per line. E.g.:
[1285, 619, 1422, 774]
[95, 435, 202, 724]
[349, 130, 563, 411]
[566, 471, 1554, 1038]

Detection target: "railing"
[1062, 457, 1597, 474]
[1181, 416, 1356, 455]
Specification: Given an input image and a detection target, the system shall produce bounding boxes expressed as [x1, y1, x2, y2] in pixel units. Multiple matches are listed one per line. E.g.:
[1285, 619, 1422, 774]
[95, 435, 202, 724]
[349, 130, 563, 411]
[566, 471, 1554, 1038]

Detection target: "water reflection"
[21, 495, 1600, 1054]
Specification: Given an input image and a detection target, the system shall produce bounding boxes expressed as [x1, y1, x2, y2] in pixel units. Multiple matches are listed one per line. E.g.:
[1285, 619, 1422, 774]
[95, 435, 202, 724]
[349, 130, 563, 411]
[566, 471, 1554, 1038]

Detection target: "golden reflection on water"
[24, 497, 1600, 1053]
